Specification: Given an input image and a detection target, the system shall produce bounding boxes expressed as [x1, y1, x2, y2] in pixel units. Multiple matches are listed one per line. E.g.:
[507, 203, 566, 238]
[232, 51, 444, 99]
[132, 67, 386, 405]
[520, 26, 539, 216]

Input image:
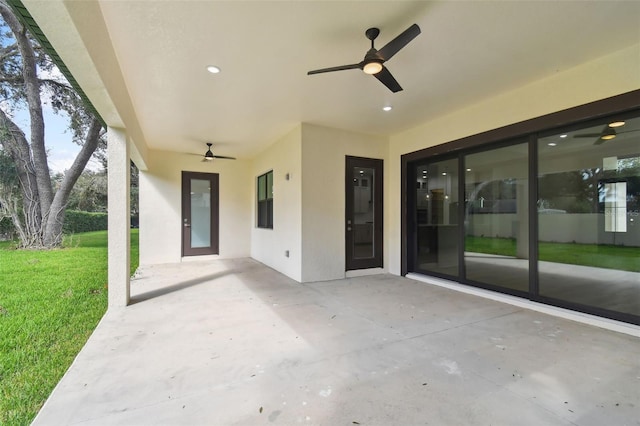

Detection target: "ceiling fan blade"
[593, 138, 606, 146]
[308, 63, 361, 75]
[377, 23, 421, 61]
[374, 66, 402, 93]
[212, 155, 236, 160]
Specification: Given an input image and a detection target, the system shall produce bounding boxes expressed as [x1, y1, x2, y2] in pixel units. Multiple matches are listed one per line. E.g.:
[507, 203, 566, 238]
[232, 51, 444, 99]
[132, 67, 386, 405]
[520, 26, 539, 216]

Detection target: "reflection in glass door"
[346, 156, 383, 270]
[464, 143, 529, 293]
[414, 157, 459, 277]
[537, 116, 640, 317]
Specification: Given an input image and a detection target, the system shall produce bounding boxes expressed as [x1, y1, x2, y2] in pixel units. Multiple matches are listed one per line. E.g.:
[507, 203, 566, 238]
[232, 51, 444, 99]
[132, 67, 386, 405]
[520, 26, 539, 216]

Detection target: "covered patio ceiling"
[20, 0, 640, 159]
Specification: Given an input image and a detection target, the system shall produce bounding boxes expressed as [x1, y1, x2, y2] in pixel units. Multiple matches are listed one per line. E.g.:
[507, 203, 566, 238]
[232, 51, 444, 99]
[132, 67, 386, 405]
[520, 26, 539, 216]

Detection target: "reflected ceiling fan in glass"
[574, 124, 639, 145]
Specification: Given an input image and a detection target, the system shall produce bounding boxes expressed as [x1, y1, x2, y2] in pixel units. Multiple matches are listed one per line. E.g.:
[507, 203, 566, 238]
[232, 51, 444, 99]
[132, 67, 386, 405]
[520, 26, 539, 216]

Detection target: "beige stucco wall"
[250, 126, 303, 281]
[300, 123, 388, 282]
[139, 149, 251, 265]
[386, 43, 640, 275]
[138, 43, 639, 281]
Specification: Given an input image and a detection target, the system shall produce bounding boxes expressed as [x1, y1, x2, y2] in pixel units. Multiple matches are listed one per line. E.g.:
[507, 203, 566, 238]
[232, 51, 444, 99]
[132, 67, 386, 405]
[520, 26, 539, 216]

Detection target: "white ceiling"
[21, 0, 640, 159]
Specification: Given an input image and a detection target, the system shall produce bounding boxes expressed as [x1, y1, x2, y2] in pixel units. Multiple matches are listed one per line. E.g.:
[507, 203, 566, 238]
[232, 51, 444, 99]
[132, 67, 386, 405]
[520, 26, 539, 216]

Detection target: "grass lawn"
[465, 235, 640, 272]
[0, 230, 139, 425]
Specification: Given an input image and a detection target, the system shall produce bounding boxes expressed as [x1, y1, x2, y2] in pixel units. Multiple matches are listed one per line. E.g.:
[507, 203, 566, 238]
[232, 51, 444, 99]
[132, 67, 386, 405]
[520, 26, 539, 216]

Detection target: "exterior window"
[257, 171, 273, 229]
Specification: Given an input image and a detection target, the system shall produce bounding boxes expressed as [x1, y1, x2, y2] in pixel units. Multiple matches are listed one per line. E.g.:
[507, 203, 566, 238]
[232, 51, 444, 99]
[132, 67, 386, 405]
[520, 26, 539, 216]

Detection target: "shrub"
[0, 216, 16, 240]
[63, 210, 108, 234]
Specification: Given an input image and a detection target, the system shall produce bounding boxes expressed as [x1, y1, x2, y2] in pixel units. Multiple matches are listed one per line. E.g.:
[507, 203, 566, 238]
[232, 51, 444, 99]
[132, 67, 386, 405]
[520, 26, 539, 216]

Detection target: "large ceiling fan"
[307, 24, 421, 93]
[200, 143, 235, 161]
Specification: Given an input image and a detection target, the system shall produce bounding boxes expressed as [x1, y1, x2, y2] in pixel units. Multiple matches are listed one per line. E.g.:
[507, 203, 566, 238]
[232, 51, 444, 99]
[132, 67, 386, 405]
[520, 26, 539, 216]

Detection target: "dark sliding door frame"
[401, 90, 640, 325]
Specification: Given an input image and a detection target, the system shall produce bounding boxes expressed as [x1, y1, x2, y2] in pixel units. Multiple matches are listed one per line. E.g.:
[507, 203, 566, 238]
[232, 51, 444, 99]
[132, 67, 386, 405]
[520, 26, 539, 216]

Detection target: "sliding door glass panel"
[537, 115, 640, 316]
[415, 158, 459, 277]
[464, 142, 529, 292]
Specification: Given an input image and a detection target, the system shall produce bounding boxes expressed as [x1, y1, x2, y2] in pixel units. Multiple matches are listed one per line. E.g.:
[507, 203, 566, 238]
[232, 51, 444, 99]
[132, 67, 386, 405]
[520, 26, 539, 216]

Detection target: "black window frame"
[257, 170, 273, 229]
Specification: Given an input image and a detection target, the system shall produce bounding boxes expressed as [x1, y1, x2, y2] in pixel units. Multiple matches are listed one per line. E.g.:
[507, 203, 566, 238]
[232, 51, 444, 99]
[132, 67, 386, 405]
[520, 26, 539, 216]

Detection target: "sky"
[11, 98, 103, 175]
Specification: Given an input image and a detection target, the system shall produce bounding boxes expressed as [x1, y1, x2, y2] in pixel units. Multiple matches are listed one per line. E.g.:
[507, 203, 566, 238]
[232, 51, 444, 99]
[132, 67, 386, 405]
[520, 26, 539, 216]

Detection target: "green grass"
[465, 235, 640, 272]
[0, 230, 139, 425]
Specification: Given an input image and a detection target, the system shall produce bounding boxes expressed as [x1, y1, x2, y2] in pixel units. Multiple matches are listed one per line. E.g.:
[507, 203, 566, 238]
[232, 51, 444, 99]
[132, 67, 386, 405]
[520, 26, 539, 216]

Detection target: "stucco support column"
[107, 127, 131, 308]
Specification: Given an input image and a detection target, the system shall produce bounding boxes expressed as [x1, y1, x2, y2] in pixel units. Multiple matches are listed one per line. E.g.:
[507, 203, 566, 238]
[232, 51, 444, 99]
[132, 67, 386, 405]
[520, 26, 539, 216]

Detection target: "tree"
[0, 1, 104, 248]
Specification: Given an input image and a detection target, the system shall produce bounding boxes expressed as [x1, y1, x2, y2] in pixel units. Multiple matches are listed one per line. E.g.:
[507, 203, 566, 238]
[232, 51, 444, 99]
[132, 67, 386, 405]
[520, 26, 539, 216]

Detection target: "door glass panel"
[352, 167, 375, 259]
[464, 142, 529, 292]
[537, 115, 640, 316]
[415, 158, 459, 276]
[190, 178, 211, 248]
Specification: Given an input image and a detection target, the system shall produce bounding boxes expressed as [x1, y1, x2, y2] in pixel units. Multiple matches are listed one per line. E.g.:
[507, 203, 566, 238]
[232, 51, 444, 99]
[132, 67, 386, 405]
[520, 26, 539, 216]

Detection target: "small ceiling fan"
[307, 23, 421, 93]
[200, 143, 235, 161]
[574, 125, 638, 145]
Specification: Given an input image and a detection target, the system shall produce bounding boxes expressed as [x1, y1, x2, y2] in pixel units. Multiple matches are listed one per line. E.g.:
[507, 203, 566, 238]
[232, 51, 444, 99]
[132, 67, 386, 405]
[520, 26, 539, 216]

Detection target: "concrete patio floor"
[34, 258, 640, 425]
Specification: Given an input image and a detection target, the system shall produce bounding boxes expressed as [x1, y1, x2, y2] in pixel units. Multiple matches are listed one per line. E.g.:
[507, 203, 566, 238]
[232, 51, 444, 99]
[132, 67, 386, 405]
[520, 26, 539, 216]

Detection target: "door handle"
[184, 223, 191, 227]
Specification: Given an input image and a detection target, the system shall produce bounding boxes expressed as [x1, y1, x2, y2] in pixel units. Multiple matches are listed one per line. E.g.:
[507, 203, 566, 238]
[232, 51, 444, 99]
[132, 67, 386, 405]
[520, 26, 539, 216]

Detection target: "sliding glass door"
[405, 107, 639, 324]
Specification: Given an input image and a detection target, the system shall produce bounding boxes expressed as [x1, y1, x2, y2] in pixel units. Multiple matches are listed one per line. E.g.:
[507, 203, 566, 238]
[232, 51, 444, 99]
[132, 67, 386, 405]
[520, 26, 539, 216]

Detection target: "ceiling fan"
[200, 143, 235, 161]
[307, 23, 421, 93]
[574, 125, 638, 145]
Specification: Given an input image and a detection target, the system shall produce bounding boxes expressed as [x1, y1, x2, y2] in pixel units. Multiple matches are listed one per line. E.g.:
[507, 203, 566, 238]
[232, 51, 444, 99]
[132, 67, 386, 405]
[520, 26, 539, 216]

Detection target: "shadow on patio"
[33, 258, 640, 425]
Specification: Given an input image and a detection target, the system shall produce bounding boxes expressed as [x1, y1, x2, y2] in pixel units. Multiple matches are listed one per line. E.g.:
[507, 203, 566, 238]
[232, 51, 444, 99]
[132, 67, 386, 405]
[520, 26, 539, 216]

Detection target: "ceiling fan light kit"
[363, 61, 383, 75]
[307, 23, 421, 93]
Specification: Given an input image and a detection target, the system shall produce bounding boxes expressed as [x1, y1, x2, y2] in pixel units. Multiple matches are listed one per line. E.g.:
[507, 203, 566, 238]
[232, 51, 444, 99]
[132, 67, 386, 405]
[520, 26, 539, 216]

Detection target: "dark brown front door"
[182, 171, 219, 256]
[346, 156, 383, 270]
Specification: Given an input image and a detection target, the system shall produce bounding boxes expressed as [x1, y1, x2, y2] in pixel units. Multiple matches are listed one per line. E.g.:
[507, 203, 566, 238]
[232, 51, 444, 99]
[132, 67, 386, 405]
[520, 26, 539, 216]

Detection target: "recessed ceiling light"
[548, 142, 557, 146]
[206, 65, 221, 74]
[609, 121, 625, 128]
[559, 134, 568, 138]
[442, 172, 447, 176]
[383, 106, 392, 112]
[466, 168, 472, 172]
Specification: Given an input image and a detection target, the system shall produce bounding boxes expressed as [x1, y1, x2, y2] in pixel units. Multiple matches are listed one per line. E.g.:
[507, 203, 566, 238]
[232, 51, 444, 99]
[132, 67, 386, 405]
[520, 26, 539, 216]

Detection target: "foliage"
[62, 169, 107, 213]
[538, 169, 600, 213]
[0, 230, 139, 425]
[0, 147, 18, 239]
[63, 210, 108, 234]
[0, 2, 105, 248]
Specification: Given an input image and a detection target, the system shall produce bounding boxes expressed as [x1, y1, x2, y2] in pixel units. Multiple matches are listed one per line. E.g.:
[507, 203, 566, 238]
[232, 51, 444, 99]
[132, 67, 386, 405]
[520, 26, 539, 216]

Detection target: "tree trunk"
[0, 4, 52, 222]
[0, 108, 43, 246]
[43, 117, 102, 246]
